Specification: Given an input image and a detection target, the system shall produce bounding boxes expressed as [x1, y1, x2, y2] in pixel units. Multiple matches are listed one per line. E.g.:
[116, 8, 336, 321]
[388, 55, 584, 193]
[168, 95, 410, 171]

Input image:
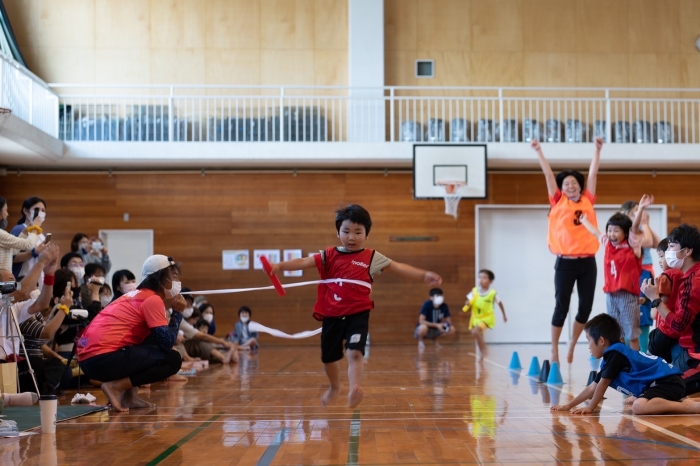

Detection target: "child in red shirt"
[269, 205, 442, 408]
[580, 194, 646, 350]
[647, 237, 683, 362]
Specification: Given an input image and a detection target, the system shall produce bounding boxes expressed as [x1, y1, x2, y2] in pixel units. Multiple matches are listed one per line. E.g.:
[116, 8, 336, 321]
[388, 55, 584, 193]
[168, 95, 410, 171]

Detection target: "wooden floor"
[4, 343, 700, 465]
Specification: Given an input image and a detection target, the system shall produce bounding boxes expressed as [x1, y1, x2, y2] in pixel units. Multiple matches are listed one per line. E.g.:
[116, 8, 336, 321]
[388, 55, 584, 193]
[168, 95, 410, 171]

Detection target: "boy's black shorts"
[640, 374, 686, 401]
[321, 310, 370, 363]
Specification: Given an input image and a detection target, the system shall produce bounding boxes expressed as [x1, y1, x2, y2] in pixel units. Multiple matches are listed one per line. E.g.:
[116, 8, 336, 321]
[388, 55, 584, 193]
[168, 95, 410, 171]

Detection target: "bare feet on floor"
[167, 374, 188, 382]
[681, 398, 700, 413]
[101, 382, 128, 412]
[121, 388, 156, 409]
[321, 385, 341, 408]
[348, 386, 364, 409]
[223, 349, 233, 364]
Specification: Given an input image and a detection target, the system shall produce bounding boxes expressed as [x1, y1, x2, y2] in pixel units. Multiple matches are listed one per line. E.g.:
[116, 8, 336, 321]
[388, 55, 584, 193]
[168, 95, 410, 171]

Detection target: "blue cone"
[508, 351, 522, 371]
[527, 356, 540, 377]
[546, 361, 564, 385]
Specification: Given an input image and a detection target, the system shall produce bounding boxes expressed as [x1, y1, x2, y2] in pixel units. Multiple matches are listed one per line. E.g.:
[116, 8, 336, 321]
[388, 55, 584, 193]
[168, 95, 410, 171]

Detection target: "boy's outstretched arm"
[269, 256, 317, 275]
[579, 213, 602, 238]
[587, 137, 603, 196]
[551, 381, 596, 412]
[571, 377, 611, 414]
[385, 261, 442, 286]
[531, 138, 558, 198]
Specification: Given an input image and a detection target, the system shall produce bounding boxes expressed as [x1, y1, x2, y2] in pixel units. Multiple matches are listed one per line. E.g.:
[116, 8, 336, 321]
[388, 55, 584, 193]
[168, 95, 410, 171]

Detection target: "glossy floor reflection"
[3, 343, 700, 465]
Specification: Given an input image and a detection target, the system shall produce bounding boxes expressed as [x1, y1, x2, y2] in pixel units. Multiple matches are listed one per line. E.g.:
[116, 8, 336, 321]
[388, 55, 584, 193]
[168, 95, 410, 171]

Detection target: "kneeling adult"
[77, 255, 184, 412]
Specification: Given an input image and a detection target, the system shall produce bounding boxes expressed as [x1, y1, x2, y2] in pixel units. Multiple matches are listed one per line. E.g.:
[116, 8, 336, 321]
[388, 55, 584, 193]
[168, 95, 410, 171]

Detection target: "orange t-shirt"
[77, 289, 170, 361]
[547, 189, 599, 256]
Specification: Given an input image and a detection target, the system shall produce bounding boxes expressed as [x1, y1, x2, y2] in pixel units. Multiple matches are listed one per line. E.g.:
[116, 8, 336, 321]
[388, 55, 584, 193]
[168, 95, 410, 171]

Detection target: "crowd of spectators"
[0, 195, 258, 411]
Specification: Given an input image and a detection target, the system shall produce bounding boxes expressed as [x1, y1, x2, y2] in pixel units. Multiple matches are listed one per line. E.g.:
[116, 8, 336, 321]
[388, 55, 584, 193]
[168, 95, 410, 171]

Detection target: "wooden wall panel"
[4, 0, 347, 87]
[2, 171, 700, 346]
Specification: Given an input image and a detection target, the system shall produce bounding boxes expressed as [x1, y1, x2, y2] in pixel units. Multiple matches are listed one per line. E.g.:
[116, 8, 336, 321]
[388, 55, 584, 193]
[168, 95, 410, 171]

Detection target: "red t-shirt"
[656, 268, 683, 337]
[77, 289, 169, 361]
[313, 247, 375, 320]
[668, 262, 700, 354]
[602, 237, 642, 295]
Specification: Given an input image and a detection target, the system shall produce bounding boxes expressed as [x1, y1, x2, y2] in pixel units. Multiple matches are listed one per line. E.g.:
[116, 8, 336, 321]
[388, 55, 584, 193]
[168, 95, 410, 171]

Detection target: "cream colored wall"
[5, 0, 699, 89]
[4, 0, 348, 86]
[385, 0, 700, 88]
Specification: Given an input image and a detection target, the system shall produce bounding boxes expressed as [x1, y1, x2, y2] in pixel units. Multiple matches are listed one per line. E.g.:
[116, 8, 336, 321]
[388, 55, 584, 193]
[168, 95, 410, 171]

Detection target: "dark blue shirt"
[419, 300, 450, 323]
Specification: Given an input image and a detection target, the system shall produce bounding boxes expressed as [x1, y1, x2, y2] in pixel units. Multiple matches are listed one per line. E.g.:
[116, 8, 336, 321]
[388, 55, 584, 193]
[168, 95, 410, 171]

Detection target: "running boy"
[551, 313, 700, 415]
[580, 195, 647, 350]
[268, 204, 442, 408]
[646, 237, 683, 362]
[462, 269, 507, 361]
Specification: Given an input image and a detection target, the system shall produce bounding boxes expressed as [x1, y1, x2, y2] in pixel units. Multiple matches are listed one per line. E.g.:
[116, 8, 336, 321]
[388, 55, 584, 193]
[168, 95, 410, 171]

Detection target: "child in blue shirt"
[551, 313, 700, 415]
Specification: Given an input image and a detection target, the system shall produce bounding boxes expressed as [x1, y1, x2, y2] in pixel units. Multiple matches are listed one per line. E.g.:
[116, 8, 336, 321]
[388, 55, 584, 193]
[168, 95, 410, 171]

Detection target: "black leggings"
[552, 257, 597, 327]
[79, 342, 182, 387]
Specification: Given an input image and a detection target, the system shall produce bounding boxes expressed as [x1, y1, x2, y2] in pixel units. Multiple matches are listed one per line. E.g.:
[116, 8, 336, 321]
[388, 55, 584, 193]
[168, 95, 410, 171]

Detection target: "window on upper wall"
[415, 60, 434, 79]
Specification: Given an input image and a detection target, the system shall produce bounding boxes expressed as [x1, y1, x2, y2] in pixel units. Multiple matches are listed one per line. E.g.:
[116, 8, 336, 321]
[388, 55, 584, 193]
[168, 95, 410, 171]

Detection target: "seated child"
[551, 314, 700, 415]
[227, 306, 259, 351]
[462, 269, 507, 361]
[647, 237, 684, 362]
[580, 196, 646, 350]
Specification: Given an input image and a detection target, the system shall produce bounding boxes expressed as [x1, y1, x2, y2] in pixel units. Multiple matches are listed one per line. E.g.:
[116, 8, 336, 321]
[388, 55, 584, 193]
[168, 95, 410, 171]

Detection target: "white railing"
[0, 53, 58, 137]
[48, 84, 700, 144]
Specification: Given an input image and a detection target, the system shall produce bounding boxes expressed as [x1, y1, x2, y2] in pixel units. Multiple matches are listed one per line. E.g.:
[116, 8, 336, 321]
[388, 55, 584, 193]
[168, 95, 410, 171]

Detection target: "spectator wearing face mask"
[77, 255, 186, 412]
[80, 264, 106, 310]
[53, 268, 102, 360]
[100, 284, 113, 309]
[0, 197, 43, 273]
[71, 233, 112, 273]
[414, 288, 456, 351]
[111, 269, 137, 302]
[60, 253, 85, 307]
[228, 306, 259, 351]
[199, 303, 216, 335]
[177, 289, 238, 364]
[8, 196, 48, 280]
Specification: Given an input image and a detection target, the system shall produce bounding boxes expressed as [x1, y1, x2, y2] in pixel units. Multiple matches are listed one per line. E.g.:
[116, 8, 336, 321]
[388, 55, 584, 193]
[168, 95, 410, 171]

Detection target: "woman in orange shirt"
[532, 137, 603, 365]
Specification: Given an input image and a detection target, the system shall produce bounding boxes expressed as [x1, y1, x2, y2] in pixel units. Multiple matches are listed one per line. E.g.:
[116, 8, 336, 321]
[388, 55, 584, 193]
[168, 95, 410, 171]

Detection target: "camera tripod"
[0, 293, 41, 395]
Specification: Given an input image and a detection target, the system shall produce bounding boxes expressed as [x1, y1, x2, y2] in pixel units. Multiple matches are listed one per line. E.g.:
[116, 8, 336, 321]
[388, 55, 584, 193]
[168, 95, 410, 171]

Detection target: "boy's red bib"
[603, 239, 642, 294]
[313, 247, 374, 320]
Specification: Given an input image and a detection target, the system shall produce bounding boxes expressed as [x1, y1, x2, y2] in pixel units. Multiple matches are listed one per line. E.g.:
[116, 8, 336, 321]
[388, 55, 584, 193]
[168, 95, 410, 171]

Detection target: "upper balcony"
[1, 61, 700, 170]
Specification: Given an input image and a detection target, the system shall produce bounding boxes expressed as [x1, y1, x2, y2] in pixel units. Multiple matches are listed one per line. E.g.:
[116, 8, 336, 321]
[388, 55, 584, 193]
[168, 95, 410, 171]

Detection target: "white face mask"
[202, 313, 213, 323]
[182, 307, 194, 318]
[665, 249, 687, 270]
[38, 211, 46, 221]
[92, 241, 103, 251]
[165, 280, 181, 298]
[30, 289, 41, 300]
[69, 266, 85, 283]
[100, 296, 112, 307]
[240, 316, 249, 323]
[89, 276, 105, 285]
[433, 296, 444, 306]
[121, 282, 137, 293]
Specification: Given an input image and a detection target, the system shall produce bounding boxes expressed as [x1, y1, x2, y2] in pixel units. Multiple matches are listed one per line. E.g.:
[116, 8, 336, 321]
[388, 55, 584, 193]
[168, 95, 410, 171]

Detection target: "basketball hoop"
[437, 181, 466, 219]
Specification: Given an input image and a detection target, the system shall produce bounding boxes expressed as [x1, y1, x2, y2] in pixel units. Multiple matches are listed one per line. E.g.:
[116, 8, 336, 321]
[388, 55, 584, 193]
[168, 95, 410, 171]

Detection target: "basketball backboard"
[413, 144, 487, 199]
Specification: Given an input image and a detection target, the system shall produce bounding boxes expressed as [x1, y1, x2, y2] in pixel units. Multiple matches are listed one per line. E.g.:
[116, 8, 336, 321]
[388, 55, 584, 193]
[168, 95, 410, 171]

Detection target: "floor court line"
[274, 355, 302, 375]
[477, 352, 700, 451]
[346, 410, 361, 466]
[144, 411, 225, 466]
[255, 427, 287, 466]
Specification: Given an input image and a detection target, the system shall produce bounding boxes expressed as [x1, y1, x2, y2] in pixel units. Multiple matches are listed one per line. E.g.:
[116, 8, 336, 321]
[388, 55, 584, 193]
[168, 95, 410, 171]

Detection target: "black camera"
[0, 281, 20, 294]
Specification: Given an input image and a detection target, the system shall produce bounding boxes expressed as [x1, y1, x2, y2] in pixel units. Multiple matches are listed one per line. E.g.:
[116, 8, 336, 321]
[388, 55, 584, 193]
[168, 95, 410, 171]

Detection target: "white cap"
[140, 254, 175, 284]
